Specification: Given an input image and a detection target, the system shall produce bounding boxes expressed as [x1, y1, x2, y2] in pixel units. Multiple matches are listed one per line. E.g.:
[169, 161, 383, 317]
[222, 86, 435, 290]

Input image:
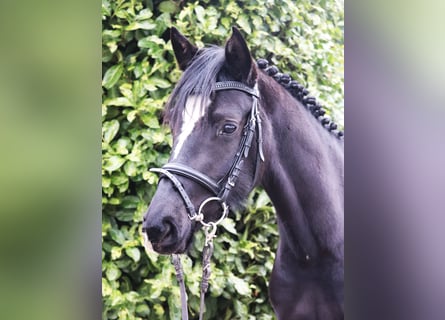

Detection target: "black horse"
[143, 27, 344, 319]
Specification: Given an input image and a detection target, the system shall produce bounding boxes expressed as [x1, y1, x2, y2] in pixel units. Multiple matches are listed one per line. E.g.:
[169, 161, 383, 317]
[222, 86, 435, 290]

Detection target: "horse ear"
[170, 27, 198, 71]
[225, 27, 256, 84]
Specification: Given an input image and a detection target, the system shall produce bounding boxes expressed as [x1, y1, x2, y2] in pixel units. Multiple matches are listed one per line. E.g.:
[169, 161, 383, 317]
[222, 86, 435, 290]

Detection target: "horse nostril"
[142, 227, 147, 233]
[163, 218, 174, 233]
[145, 220, 175, 244]
[146, 225, 163, 243]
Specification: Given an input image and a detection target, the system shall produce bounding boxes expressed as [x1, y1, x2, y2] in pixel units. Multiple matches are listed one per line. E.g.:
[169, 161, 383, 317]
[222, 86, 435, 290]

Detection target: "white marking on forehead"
[172, 95, 210, 159]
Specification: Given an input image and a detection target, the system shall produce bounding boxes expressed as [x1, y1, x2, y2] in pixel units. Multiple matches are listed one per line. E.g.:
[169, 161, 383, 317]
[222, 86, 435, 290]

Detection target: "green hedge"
[102, 0, 343, 319]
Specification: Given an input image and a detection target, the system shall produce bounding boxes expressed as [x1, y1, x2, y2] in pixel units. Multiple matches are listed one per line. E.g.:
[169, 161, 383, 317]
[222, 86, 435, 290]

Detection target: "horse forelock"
[165, 46, 226, 130]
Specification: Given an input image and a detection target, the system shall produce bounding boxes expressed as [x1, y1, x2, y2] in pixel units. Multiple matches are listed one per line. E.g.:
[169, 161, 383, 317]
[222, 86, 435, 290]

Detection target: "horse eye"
[221, 123, 237, 135]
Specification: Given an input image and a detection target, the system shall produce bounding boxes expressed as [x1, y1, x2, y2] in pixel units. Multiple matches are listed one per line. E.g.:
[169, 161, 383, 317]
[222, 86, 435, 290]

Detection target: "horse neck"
[258, 76, 344, 262]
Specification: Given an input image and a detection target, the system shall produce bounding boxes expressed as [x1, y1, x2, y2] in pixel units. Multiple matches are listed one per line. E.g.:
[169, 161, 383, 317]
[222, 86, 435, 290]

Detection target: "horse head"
[142, 27, 266, 254]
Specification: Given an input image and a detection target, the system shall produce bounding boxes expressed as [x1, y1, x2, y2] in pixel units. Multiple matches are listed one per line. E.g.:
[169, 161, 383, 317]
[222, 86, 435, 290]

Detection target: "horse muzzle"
[142, 203, 194, 254]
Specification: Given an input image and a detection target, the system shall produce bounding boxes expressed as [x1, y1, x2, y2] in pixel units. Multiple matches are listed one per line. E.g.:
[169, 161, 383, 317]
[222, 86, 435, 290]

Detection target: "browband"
[213, 81, 259, 98]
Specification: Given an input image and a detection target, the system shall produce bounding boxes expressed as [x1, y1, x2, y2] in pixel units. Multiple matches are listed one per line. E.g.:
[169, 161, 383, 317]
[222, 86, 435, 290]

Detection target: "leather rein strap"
[149, 81, 264, 320]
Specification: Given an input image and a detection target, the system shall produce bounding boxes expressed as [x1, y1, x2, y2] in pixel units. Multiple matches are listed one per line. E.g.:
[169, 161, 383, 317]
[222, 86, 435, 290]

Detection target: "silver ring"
[197, 197, 229, 227]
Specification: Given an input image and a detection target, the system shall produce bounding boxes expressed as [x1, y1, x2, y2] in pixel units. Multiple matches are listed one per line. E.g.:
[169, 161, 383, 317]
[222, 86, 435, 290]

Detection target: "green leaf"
[108, 197, 121, 205]
[125, 247, 141, 262]
[102, 278, 112, 296]
[158, 1, 177, 13]
[221, 218, 237, 235]
[144, 77, 171, 90]
[135, 8, 153, 21]
[143, 171, 158, 184]
[103, 155, 126, 172]
[221, 17, 231, 29]
[109, 229, 126, 245]
[255, 190, 272, 208]
[141, 115, 159, 129]
[168, 292, 181, 319]
[111, 246, 122, 260]
[103, 120, 120, 144]
[125, 21, 157, 31]
[135, 303, 150, 317]
[245, 265, 267, 276]
[121, 196, 140, 209]
[115, 137, 131, 155]
[104, 97, 132, 107]
[115, 210, 134, 222]
[138, 35, 165, 48]
[102, 176, 111, 188]
[106, 263, 121, 281]
[111, 173, 128, 186]
[234, 299, 248, 318]
[119, 83, 133, 99]
[127, 110, 138, 123]
[229, 275, 251, 296]
[148, 131, 165, 144]
[195, 5, 205, 23]
[123, 161, 138, 177]
[102, 64, 123, 89]
[153, 304, 164, 316]
[237, 15, 251, 34]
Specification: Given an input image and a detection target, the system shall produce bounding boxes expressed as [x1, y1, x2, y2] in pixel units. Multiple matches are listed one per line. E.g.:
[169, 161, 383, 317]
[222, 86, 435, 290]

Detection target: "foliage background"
[102, 0, 343, 319]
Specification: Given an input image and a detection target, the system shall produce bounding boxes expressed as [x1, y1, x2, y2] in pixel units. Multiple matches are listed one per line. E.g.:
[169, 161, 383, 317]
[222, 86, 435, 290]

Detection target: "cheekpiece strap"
[213, 81, 263, 201]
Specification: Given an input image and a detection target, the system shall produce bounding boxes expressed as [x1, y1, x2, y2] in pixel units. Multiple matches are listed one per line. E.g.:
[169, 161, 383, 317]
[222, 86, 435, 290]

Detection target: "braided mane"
[256, 59, 344, 139]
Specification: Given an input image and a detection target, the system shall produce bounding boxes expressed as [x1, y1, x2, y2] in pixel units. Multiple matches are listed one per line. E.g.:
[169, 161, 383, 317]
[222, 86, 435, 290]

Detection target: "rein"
[149, 80, 264, 320]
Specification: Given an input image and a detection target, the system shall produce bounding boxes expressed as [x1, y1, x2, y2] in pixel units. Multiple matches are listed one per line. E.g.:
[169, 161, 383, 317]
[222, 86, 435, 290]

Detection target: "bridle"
[151, 80, 264, 212]
[149, 80, 264, 320]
